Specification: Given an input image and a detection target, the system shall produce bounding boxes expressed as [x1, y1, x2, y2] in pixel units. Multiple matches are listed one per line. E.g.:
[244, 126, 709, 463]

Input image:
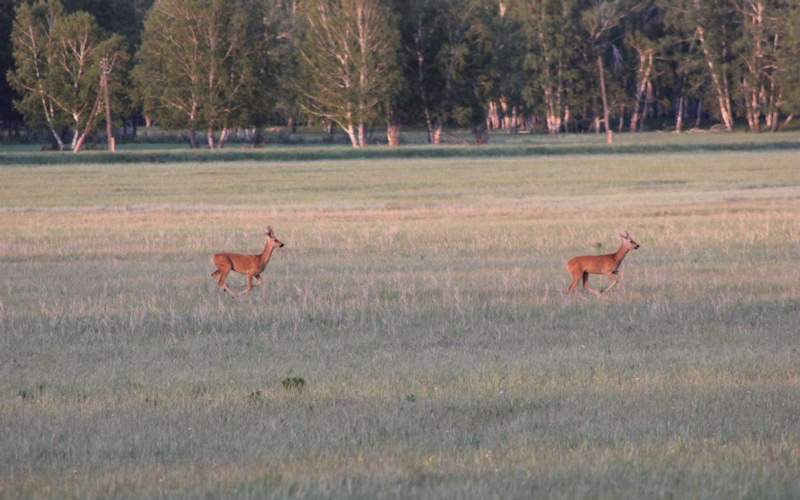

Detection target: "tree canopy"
[3, 0, 800, 148]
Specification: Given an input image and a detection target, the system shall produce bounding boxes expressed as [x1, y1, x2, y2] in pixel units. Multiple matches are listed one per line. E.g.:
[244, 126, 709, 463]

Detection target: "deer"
[210, 227, 285, 297]
[566, 231, 640, 296]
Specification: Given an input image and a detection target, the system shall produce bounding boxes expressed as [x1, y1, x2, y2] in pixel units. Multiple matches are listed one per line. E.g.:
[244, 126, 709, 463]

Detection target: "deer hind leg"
[568, 273, 580, 293]
[215, 266, 235, 294]
[567, 263, 582, 294]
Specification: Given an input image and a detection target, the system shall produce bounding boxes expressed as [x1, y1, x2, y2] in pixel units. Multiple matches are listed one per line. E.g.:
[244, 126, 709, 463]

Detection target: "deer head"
[264, 227, 285, 248]
[619, 231, 640, 250]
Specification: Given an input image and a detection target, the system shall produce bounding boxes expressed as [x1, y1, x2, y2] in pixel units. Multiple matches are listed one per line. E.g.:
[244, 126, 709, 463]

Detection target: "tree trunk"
[643, 79, 655, 129]
[386, 122, 400, 147]
[207, 128, 216, 149]
[73, 92, 104, 153]
[500, 98, 517, 133]
[188, 127, 198, 148]
[544, 86, 562, 134]
[431, 119, 442, 145]
[695, 25, 734, 131]
[675, 94, 685, 133]
[765, 31, 780, 132]
[28, 28, 64, 150]
[413, 41, 435, 144]
[218, 128, 229, 149]
[357, 123, 367, 147]
[40, 95, 64, 151]
[287, 116, 297, 133]
[630, 48, 653, 132]
[741, 0, 766, 132]
[597, 55, 613, 145]
[343, 122, 358, 147]
[47, 119, 64, 151]
[487, 101, 501, 130]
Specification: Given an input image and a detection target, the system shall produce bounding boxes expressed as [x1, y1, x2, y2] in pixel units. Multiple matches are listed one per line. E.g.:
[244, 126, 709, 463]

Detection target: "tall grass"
[1, 147, 799, 498]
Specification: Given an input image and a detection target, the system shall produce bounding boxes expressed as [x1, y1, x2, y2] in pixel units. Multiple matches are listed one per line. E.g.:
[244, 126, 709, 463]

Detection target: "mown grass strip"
[2, 140, 800, 166]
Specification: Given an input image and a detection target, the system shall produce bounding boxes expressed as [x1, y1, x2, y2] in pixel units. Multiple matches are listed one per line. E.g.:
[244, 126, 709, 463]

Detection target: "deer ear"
[265, 226, 274, 236]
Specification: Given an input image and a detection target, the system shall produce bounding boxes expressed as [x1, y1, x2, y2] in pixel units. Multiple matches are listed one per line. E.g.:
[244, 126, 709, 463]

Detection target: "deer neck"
[259, 242, 275, 265]
[612, 244, 630, 265]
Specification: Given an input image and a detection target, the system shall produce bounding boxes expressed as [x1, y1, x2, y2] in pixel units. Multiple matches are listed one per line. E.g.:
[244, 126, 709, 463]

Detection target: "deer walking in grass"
[210, 227, 285, 297]
[566, 231, 640, 296]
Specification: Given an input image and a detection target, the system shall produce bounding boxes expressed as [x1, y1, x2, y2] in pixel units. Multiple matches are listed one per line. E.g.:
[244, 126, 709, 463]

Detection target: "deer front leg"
[235, 274, 256, 297]
[602, 271, 622, 294]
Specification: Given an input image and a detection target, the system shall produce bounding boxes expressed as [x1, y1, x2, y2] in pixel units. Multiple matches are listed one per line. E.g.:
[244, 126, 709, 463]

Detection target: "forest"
[2, 0, 800, 150]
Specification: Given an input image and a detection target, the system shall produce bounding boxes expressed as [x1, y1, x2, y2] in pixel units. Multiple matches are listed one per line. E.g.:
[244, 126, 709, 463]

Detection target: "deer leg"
[567, 275, 579, 293]
[253, 273, 263, 286]
[603, 271, 623, 293]
[582, 272, 600, 297]
[216, 267, 235, 294]
[234, 274, 255, 297]
[567, 265, 581, 294]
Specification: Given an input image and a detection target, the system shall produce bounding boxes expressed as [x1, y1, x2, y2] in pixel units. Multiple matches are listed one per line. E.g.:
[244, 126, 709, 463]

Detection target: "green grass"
[2, 130, 800, 166]
[1, 137, 799, 498]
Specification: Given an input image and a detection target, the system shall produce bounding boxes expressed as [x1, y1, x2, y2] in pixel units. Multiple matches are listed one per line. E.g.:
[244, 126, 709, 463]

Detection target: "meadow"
[1, 133, 799, 498]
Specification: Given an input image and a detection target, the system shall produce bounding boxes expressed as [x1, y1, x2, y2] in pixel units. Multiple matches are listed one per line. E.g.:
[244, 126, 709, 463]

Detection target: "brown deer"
[566, 231, 640, 296]
[210, 227, 285, 296]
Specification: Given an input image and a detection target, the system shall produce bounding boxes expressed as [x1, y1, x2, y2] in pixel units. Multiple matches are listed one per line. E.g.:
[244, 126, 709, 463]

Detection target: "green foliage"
[4, 0, 800, 139]
[135, 0, 275, 147]
[7, 0, 67, 133]
[7, 0, 128, 148]
[0, 0, 18, 124]
[776, 2, 800, 114]
[296, 0, 401, 146]
[281, 377, 306, 392]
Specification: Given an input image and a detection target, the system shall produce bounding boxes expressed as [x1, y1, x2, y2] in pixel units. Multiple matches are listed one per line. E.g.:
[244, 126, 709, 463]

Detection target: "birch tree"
[7, 0, 66, 149]
[581, 0, 627, 144]
[48, 13, 127, 152]
[135, 0, 272, 148]
[775, 0, 800, 125]
[297, 0, 400, 147]
[396, 0, 482, 144]
[470, 0, 525, 135]
[732, 0, 786, 132]
[9, 0, 127, 152]
[516, 0, 584, 135]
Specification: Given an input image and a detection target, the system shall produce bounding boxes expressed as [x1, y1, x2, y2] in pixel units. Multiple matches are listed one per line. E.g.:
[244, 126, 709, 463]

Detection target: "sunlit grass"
[1, 144, 799, 498]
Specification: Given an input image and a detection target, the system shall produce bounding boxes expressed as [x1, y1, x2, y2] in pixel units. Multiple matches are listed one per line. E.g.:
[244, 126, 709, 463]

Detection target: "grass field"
[1, 134, 799, 498]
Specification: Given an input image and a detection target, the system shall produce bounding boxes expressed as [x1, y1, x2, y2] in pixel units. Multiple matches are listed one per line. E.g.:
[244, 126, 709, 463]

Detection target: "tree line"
[3, 0, 800, 151]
